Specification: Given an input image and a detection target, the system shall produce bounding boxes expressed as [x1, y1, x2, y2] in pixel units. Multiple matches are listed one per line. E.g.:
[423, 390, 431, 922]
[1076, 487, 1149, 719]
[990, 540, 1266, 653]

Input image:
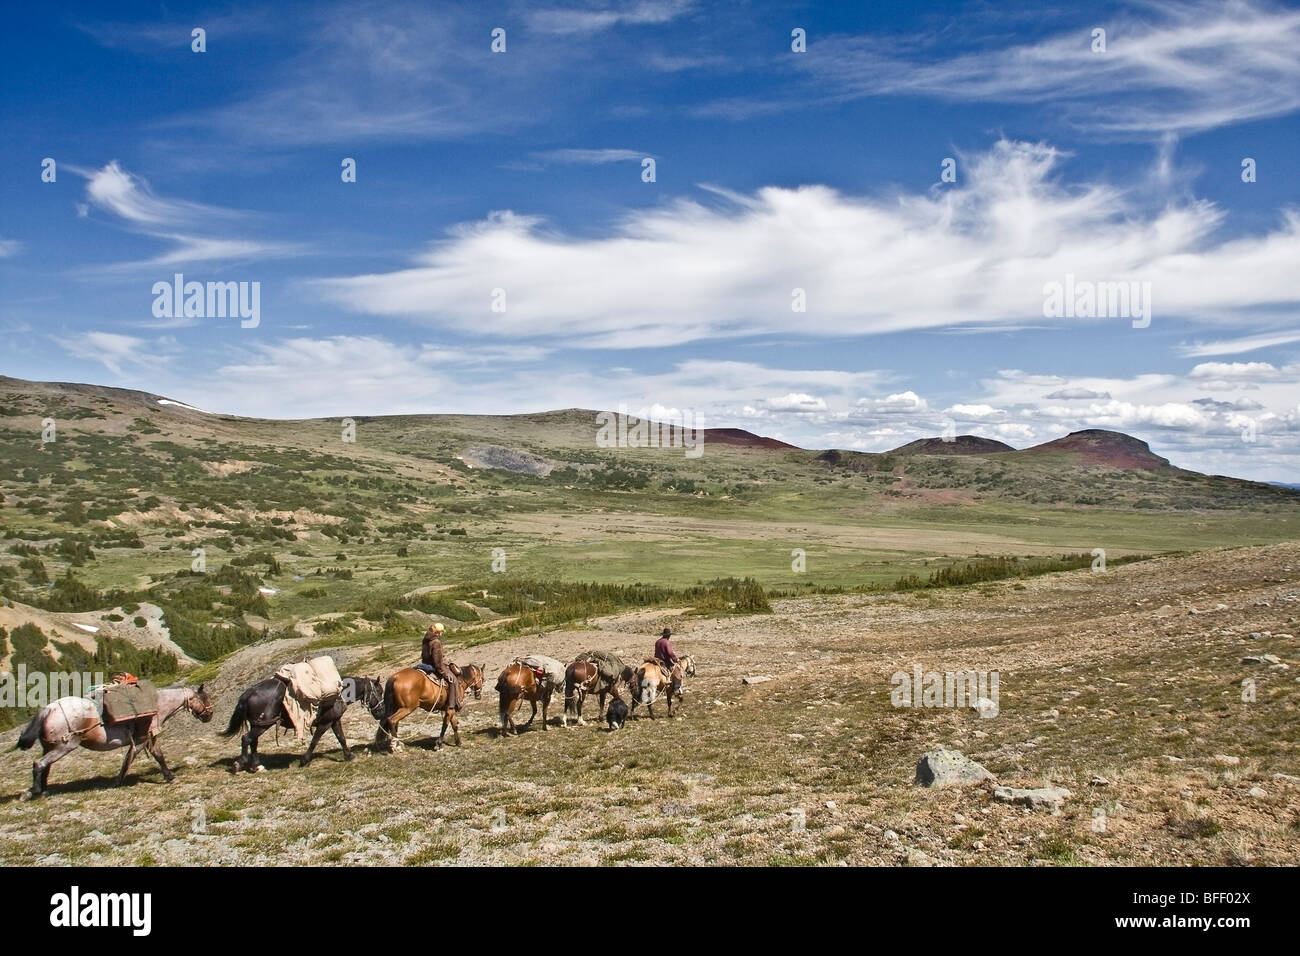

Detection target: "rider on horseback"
[654, 628, 683, 695]
[420, 623, 460, 711]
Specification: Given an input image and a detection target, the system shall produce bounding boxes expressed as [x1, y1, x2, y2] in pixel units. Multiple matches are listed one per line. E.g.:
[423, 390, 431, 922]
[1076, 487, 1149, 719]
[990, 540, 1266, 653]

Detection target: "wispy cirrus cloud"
[526, 0, 696, 36]
[75, 161, 302, 270]
[701, 0, 1300, 136]
[1177, 329, 1300, 357]
[54, 331, 168, 375]
[532, 148, 649, 164]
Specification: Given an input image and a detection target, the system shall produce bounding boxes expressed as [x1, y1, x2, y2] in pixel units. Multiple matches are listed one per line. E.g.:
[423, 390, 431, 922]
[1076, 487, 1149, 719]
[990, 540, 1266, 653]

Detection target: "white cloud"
[532, 148, 648, 164]
[856, 390, 928, 413]
[763, 392, 828, 412]
[1188, 361, 1289, 382]
[1177, 329, 1300, 356]
[1045, 387, 1110, 400]
[946, 403, 1005, 421]
[0, 238, 21, 257]
[527, 1, 695, 35]
[311, 140, 1300, 348]
[55, 331, 161, 375]
[76, 161, 301, 270]
[712, 0, 1300, 136]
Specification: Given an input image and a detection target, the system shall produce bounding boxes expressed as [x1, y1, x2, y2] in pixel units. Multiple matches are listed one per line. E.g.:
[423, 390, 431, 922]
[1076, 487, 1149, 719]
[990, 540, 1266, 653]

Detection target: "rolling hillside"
[1, 374, 1298, 719]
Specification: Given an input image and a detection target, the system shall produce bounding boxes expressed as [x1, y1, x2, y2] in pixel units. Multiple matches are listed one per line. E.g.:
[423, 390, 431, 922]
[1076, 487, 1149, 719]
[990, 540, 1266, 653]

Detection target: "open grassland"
[2, 544, 1297, 866]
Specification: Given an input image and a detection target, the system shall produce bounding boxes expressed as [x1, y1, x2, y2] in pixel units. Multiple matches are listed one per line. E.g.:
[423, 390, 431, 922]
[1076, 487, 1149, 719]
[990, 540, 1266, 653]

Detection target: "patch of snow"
[157, 399, 208, 413]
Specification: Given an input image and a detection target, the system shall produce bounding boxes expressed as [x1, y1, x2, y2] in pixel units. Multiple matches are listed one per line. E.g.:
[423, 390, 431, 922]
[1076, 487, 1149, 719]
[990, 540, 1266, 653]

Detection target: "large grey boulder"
[915, 749, 995, 788]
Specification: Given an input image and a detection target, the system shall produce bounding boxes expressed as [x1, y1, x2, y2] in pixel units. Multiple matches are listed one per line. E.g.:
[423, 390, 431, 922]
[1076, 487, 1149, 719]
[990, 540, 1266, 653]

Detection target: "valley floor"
[1, 542, 1297, 866]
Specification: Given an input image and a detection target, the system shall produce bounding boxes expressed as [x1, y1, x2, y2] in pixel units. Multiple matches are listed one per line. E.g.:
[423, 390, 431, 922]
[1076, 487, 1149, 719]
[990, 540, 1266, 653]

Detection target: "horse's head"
[365, 677, 386, 720]
[188, 683, 215, 723]
[462, 662, 485, 700]
[619, 665, 636, 685]
[681, 655, 697, 678]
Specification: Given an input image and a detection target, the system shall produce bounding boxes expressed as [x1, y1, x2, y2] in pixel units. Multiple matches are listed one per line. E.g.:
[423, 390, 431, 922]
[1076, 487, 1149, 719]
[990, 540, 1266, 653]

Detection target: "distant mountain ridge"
[889, 435, 1016, 456]
[0, 376, 1284, 489]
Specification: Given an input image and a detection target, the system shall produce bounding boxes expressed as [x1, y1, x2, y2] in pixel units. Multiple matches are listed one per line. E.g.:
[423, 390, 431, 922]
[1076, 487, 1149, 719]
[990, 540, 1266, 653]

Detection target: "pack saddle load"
[97, 680, 159, 725]
[273, 656, 344, 739]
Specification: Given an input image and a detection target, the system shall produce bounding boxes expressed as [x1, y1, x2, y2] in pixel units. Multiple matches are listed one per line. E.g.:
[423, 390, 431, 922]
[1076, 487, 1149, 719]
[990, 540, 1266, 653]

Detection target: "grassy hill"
[1, 373, 1297, 706]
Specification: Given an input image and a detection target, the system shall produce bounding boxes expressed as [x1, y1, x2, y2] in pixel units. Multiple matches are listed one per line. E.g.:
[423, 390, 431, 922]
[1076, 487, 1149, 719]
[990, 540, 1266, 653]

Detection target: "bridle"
[188, 689, 214, 721]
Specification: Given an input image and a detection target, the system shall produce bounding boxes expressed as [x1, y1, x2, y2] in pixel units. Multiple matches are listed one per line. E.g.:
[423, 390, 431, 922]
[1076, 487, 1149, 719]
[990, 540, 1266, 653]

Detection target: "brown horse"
[15, 684, 214, 798]
[375, 663, 484, 752]
[496, 662, 544, 736]
[630, 655, 695, 719]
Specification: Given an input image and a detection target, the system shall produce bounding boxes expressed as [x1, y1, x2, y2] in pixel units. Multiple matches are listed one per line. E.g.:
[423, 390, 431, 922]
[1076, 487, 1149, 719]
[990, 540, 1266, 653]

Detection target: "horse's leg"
[147, 737, 175, 783]
[575, 689, 586, 727]
[598, 688, 608, 719]
[116, 740, 138, 786]
[448, 707, 462, 746]
[246, 723, 270, 772]
[333, 719, 353, 760]
[236, 726, 253, 771]
[524, 695, 537, 728]
[382, 705, 416, 752]
[302, 721, 328, 767]
[541, 691, 549, 731]
[30, 738, 78, 798]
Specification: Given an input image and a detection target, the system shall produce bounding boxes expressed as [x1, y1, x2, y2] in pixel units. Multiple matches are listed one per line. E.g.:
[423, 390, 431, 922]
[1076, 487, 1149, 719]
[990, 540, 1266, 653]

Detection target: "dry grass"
[1, 543, 1297, 866]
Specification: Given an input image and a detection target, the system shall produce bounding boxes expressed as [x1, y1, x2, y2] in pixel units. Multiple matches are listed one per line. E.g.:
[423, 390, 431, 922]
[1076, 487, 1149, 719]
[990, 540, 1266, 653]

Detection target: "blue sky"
[1, 0, 1298, 480]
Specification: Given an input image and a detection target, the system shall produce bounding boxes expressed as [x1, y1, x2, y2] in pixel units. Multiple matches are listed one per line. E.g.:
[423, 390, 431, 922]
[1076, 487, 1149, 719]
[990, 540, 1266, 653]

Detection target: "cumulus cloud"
[1188, 361, 1289, 382]
[855, 390, 928, 413]
[311, 140, 1300, 348]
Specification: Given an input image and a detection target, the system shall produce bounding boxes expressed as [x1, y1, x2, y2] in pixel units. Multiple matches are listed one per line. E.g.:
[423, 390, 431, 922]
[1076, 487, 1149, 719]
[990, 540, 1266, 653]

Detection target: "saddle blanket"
[413, 663, 446, 684]
[274, 656, 343, 738]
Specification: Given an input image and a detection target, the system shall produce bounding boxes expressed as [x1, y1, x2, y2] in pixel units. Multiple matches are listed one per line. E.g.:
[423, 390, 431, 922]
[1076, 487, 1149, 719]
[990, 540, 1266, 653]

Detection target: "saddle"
[414, 663, 459, 685]
[643, 658, 673, 679]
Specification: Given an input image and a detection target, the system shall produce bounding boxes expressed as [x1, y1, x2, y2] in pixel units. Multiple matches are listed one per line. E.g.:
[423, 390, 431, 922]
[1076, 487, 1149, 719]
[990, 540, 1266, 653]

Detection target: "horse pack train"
[10, 633, 697, 798]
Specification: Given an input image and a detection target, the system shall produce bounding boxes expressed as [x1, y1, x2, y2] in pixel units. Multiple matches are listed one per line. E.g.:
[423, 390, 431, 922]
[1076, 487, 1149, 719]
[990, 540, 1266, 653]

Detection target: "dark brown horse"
[375, 663, 484, 752]
[562, 659, 633, 727]
[495, 662, 555, 735]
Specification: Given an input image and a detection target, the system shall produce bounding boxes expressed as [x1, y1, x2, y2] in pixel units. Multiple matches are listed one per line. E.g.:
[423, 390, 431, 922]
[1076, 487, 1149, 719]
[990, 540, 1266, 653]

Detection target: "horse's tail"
[220, 692, 249, 737]
[15, 712, 43, 750]
[382, 677, 396, 719]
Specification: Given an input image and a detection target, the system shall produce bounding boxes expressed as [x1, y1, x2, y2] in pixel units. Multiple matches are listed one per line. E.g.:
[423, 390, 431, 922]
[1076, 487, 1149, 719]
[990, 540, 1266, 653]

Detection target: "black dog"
[606, 696, 629, 731]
